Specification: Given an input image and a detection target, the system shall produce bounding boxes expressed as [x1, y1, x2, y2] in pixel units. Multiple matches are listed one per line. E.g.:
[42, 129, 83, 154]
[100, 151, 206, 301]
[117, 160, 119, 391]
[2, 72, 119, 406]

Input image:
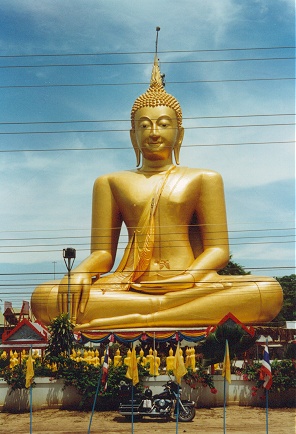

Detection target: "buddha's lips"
[147, 141, 162, 148]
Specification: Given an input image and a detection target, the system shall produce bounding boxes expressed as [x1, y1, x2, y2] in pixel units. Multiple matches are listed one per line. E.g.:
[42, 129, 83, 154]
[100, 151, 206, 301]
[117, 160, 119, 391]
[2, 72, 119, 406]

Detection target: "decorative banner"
[79, 329, 207, 344]
[78, 314, 253, 345]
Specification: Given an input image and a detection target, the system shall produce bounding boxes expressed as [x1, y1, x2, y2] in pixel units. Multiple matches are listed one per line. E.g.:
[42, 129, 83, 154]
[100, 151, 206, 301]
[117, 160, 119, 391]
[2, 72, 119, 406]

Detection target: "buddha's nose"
[150, 127, 160, 141]
[150, 133, 160, 141]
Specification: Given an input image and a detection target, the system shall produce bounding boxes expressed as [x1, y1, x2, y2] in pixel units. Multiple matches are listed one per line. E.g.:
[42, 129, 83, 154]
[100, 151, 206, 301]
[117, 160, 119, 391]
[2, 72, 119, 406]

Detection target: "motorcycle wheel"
[178, 405, 196, 422]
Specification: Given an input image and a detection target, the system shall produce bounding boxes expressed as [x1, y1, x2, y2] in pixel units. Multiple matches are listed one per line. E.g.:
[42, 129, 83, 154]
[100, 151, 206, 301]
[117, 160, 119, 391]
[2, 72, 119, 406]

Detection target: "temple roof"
[1, 318, 49, 350]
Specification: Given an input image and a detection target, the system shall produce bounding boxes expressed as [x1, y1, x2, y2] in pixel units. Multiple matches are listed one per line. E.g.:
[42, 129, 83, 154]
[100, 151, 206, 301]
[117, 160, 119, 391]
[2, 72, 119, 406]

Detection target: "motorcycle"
[118, 380, 196, 422]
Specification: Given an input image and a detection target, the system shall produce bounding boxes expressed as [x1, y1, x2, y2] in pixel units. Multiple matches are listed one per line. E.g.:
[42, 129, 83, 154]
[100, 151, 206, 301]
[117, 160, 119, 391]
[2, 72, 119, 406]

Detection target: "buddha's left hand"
[130, 271, 232, 292]
[131, 272, 195, 291]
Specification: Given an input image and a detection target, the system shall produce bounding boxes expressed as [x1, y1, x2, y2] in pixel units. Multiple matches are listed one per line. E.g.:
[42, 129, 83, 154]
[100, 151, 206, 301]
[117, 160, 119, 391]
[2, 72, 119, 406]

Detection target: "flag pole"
[124, 342, 139, 434]
[266, 387, 269, 434]
[87, 357, 104, 434]
[223, 374, 226, 434]
[130, 342, 136, 434]
[175, 382, 179, 434]
[222, 339, 231, 434]
[29, 348, 33, 434]
[259, 339, 272, 434]
[25, 345, 34, 434]
[131, 380, 134, 434]
[173, 339, 187, 434]
[265, 338, 269, 434]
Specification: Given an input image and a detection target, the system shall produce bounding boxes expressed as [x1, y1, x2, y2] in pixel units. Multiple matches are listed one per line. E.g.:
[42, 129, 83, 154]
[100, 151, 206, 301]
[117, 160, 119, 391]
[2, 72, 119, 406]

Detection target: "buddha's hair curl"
[131, 82, 182, 130]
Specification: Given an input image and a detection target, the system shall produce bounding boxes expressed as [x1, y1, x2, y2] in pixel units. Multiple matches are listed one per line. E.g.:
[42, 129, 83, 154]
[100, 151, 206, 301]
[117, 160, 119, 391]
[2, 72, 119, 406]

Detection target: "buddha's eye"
[158, 118, 172, 128]
[139, 122, 150, 129]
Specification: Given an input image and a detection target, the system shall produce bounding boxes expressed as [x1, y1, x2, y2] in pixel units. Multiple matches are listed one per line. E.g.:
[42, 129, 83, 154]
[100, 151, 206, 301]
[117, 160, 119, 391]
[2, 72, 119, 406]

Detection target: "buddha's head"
[130, 56, 184, 166]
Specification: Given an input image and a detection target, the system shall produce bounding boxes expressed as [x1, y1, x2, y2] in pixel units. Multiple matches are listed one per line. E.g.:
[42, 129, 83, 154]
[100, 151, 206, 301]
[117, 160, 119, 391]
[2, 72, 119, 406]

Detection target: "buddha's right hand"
[58, 272, 92, 324]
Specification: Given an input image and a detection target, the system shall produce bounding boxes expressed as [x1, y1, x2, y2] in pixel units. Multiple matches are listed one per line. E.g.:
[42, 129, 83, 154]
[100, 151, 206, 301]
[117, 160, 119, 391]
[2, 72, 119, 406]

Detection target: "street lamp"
[63, 248, 76, 320]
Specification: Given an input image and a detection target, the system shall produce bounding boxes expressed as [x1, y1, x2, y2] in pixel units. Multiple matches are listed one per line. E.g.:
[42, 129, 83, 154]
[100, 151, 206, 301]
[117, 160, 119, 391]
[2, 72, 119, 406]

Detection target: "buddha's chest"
[112, 172, 200, 224]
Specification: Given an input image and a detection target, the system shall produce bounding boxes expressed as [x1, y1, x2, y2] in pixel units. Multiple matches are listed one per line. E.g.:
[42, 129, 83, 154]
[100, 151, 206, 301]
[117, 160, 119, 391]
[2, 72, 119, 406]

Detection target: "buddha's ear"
[173, 127, 184, 165]
[130, 130, 141, 167]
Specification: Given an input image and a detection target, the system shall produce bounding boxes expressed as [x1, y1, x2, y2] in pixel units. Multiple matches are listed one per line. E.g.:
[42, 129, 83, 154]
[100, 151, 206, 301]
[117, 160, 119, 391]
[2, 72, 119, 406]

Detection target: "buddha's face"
[131, 106, 183, 162]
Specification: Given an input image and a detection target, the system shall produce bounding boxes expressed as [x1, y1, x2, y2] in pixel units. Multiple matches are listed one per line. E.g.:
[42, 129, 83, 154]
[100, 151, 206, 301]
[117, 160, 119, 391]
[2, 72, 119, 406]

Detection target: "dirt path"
[0, 407, 295, 434]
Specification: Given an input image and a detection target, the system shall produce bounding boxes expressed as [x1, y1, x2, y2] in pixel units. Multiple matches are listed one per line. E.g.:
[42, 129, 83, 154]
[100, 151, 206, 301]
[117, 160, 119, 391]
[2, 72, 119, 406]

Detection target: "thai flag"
[102, 346, 109, 391]
[260, 345, 272, 390]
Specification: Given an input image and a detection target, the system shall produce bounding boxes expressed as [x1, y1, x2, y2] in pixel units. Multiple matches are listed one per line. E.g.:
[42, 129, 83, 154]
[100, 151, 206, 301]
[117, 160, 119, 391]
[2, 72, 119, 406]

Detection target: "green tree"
[271, 274, 296, 324]
[46, 313, 75, 360]
[218, 255, 250, 275]
[219, 257, 295, 324]
[276, 274, 296, 321]
[197, 322, 257, 365]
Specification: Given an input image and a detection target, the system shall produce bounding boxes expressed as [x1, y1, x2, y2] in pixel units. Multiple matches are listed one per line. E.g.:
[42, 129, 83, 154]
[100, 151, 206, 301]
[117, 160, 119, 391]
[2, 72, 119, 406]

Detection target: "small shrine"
[0, 301, 49, 353]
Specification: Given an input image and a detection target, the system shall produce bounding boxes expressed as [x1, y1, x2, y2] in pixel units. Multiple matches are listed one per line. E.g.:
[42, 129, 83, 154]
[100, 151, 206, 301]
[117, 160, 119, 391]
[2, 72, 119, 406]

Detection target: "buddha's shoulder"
[93, 170, 138, 185]
[94, 167, 222, 184]
[178, 166, 222, 180]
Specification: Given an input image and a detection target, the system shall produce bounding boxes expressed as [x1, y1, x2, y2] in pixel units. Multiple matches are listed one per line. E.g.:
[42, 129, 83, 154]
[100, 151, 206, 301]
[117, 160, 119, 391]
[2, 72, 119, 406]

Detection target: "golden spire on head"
[131, 34, 182, 131]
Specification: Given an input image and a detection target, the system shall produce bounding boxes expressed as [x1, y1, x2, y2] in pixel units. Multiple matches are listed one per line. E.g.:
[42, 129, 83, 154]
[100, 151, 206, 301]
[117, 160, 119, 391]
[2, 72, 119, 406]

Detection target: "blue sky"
[0, 0, 295, 308]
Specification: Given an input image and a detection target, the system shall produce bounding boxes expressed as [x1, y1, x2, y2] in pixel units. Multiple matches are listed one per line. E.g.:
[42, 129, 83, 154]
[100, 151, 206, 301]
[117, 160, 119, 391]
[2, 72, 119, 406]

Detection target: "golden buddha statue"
[188, 347, 197, 372]
[124, 349, 132, 367]
[137, 348, 147, 366]
[149, 350, 161, 376]
[166, 347, 175, 371]
[31, 54, 282, 330]
[185, 348, 191, 368]
[93, 349, 100, 367]
[145, 348, 154, 368]
[114, 348, 122, 367]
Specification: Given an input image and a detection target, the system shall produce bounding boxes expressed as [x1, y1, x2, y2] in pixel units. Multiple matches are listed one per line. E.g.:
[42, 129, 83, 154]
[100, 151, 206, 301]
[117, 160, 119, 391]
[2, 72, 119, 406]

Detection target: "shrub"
[235, 359, 296, 393]
[184, 362, 217, 394]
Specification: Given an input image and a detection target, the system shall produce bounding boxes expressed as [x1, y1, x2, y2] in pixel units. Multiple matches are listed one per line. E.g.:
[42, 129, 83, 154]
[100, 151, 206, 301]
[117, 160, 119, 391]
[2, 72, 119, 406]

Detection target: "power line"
[1, 77, 294, 90]
[0, 269, 294, 279]
[0, 140, 294, 153]
[0, 230, 294, 244]
[0, 46, 294, 58]
[1, 223, 293, 235]
[0, 226, 293, 241]
[0, 123, 294, 136]
[0, 235, 294, 254]
[1, 227, 294, 241]
[1, 266, 293, 277]
[0, 57, 294, 69]
[0, 235, 294, 250]
[0, 113, 294, 126]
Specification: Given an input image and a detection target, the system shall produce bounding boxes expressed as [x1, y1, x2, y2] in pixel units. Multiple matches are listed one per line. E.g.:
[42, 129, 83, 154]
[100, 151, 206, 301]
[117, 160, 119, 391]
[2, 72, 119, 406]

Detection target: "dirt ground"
[0, 407, 295, 434]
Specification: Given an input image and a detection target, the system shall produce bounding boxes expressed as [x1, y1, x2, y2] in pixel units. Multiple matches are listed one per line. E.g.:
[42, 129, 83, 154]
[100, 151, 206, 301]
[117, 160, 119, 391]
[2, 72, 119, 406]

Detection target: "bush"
[57, 356, 148, 410]
[235, 359, 296, 393]
[3, 362, 27, 391]
[184, 363, 217, 394]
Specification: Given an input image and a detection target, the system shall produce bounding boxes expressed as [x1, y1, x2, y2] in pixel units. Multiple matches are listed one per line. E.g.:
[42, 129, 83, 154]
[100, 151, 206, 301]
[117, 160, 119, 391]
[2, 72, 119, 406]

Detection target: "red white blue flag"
[260, 345, 272, 390]
[101, 346, 109, 391]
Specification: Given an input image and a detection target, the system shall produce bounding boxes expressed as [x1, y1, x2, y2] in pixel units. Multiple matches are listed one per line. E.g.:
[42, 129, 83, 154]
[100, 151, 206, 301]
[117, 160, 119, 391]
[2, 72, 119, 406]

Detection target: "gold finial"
[153, 27, 165, 87]
[150, 54, 163, 86]
[130, 27, 182, 131]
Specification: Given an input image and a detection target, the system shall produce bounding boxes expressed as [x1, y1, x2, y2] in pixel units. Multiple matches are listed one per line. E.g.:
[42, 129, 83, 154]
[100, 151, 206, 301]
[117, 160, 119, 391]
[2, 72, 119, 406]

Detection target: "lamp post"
[63, 248, 76, 320]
